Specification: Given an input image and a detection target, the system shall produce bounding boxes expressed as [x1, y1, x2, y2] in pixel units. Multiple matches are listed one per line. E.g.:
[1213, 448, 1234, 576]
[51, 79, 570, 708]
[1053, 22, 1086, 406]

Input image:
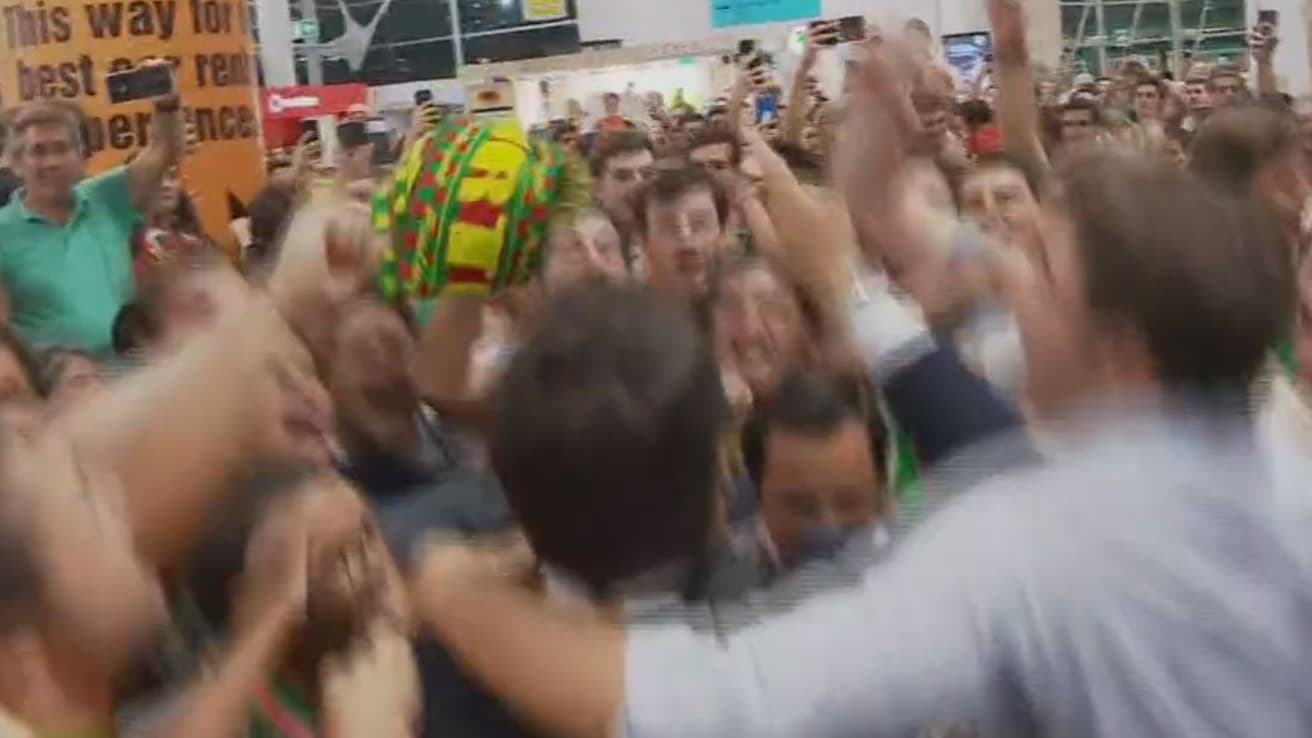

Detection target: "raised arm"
[65, 202, 368, 571]
[413, 487, 1021, 738]
[64, 298, 300, 569]
[989, 0, 1050, 180]
[782, 24, 829, 143]
[125, 60, 184, 212]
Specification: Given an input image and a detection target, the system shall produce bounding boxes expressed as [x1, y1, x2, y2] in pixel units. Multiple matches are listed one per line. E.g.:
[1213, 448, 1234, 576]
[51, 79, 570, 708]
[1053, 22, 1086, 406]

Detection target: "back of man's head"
[1189, 105, 1297, 197]
[492, 285, 723, 595]
[1056, 151, 1293, 395]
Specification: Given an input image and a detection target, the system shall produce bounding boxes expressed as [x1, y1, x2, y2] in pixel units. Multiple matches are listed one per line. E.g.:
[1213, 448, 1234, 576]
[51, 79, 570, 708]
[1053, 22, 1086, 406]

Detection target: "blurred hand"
[180, 119, 200, 157]
[986, 0, 1027, 55]
[409, 534, 535, 615]
[291, 131, 322, 180]
[139, 57, 180, 107]
[803, 22, 837, 64]
[269, 199, 380, 313]
[1250, 25, 1279, 62]
[321, 623, 420, 738]
[235, 492, 315, 634]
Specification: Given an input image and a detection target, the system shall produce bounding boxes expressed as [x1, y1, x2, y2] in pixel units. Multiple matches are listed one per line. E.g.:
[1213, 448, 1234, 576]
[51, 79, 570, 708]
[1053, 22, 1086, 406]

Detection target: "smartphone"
[837, 15, 867, 43]
[1258, 9, 1279, 27]
[755, 92, 778, 124]
[106, 65, 174, 104]
[737, 39, 758, 58]
[747, 51, 774, 71]
[414, 89, 434, 107]
[809, 20, 840, 47]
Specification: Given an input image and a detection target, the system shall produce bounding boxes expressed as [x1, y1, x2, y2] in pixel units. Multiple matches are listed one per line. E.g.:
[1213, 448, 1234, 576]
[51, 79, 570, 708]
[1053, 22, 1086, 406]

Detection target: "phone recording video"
[106, 65, 175, 104]
[836, 15, 867, 43]
[414, 89, 434, 106]
[755, 92, 778, 125]
[1257, 8, 1279, 27]
[809, 20, 840, 47]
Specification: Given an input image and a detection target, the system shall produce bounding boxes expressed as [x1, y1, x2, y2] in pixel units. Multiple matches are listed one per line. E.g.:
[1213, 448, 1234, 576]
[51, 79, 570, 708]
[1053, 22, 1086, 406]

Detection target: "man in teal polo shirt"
[0, 63, 183, 354]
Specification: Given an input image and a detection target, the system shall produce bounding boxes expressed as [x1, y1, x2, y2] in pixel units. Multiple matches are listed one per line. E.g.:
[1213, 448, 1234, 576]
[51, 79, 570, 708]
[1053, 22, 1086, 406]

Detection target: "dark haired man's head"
[1209, 65, 1247, 108]
[634, 163, 729, 299]
[602, 92, 621, 115]
[590, 130, 655, 232]
[246, 182, 296, 272]
[492, 285, 723, 596]
[957, 99, 994, 130]
[1189, 105, 1307, 226]
[1060, 97, 1103, 146]
[1018, 151, 1294, 419]
[959, 152, 1042, 248]
[1133, 75, 1163, 122]
[1184, 73, 1213, 114]
[336, 120, 374, 182]
[740, 370, 889, 568]
[687, 126, 741, 183]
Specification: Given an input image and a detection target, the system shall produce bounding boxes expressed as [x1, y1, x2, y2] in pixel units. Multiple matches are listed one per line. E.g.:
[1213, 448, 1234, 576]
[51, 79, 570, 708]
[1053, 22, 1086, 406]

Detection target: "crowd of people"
[0, 1, 1309, 737]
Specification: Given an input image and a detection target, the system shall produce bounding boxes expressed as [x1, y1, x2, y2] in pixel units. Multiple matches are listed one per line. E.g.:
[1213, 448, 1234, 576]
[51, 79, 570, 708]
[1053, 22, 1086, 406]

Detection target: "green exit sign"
[294, 18, 320, 43]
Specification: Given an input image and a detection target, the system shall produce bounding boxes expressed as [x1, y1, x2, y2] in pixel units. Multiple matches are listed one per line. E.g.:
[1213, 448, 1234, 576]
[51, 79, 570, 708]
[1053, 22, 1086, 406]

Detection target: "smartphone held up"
[107, 64, 176, 104]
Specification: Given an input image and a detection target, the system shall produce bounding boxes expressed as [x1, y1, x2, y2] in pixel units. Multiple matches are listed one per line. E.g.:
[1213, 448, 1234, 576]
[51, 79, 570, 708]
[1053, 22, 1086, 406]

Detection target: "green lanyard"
[250, 675, 317, 738]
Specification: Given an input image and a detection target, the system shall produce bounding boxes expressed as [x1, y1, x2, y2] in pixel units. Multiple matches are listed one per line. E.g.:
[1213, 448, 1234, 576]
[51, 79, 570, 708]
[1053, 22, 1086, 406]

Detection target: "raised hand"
[987, 0, 1027, 55]
[1249, 24, 1279, 62]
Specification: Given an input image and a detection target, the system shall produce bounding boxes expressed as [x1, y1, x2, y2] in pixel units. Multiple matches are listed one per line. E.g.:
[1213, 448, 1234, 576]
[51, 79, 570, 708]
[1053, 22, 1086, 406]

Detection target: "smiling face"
[959, 163, 1041, 248]
[714, 262, 812, 398]
[13, 119, 84, 209]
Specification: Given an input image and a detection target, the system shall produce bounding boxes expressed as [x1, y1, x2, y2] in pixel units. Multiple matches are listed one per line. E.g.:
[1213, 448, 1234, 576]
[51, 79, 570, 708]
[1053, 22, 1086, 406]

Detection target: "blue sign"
[710, 0, 821, 28]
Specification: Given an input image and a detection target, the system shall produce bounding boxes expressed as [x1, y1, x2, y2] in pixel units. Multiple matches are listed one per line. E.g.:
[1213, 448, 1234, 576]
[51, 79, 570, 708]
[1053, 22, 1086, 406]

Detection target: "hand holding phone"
[808, 20, 840, 48]
[836, 15, 868, 43]
[106, 61, 176, 104]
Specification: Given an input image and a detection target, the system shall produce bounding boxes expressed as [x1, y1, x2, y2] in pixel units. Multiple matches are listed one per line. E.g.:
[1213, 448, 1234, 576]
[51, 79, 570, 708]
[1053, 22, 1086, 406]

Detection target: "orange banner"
[0, 0, 264, 245]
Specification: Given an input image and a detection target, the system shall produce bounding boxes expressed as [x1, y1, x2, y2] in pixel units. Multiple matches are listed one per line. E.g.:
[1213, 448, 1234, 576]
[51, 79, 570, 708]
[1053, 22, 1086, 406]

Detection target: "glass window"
[462, 22, 580, 64]
[458, 0, 577, 34]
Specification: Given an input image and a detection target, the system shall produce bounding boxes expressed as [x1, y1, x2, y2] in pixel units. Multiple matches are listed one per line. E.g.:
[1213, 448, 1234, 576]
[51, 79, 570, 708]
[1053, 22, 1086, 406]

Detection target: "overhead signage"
[710, 0, 820, 28]
[261, 83, 369, 119]
[524, 0, 567, 22]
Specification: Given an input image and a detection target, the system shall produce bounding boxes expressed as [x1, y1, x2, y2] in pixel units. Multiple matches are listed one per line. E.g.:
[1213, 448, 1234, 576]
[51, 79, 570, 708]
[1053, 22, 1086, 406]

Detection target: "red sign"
[261, 84, 370, 120]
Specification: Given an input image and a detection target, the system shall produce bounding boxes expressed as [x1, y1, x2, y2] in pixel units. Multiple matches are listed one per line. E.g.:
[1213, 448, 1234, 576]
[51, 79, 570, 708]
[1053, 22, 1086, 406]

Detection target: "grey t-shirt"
[623, 403, 1312, 738]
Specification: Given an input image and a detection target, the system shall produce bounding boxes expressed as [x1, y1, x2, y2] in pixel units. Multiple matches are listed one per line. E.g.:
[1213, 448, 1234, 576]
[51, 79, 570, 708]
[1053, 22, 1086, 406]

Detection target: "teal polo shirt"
[0, 167, 140, 354]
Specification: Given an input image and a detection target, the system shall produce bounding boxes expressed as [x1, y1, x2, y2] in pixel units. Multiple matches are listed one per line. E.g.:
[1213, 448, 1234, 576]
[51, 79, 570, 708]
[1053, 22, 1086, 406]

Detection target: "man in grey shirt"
[410, 146, 1310, 738]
